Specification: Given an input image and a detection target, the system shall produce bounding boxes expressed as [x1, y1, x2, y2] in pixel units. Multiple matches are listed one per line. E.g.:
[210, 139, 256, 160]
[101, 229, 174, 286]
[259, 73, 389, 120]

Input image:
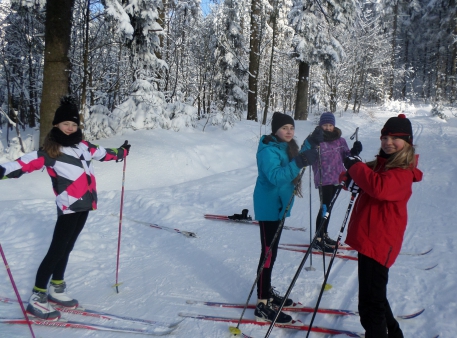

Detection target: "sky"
[0, 103, 455, 337]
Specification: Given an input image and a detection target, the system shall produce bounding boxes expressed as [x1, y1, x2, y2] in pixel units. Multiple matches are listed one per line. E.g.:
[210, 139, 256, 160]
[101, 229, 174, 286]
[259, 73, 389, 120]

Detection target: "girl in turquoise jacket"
[252, 112, 321, 323]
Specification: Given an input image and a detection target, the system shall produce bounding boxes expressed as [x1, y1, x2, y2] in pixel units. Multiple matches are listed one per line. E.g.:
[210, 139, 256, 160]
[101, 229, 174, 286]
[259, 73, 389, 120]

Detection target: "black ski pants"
[34, 211, 89, 290]
[315, 184, 339, 237]
[256, 220, 283, 300]
[358, 253, 403, 338]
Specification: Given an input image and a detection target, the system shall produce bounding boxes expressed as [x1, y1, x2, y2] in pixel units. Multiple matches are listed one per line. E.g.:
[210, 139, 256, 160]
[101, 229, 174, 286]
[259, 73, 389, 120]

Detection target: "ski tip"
[423, 263, 438, 271]
[229, 325, 242, 336]
[398, 308, 425, 319]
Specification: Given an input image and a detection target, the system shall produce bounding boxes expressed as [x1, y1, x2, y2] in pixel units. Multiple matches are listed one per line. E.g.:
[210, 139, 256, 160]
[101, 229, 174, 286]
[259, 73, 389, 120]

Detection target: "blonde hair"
[366, 142, 416, 171]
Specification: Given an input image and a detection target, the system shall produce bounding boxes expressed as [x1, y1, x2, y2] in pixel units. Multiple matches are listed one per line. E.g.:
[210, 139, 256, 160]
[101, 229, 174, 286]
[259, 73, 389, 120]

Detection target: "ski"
[112, 214, 197, 238]
[279, 246, 358, 261]
[204, 214, 306, 232]
[178, 312, 364, 337]
[279, 247, 438, 270]
[0, 296, 182, 328]
[185, 300, 424, 319]
[281, 243, 433, 256]
[0, 317, 176, 336]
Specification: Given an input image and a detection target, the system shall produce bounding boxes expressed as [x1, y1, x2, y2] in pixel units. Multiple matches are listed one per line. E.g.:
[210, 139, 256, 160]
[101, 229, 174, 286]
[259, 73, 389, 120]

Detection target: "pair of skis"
[181, 299, 426, 337]
[0, 296, 181, 335]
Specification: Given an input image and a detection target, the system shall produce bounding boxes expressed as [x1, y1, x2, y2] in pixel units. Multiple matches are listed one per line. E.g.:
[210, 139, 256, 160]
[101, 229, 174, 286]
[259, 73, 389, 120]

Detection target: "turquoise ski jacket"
[253, 135, 301, 221]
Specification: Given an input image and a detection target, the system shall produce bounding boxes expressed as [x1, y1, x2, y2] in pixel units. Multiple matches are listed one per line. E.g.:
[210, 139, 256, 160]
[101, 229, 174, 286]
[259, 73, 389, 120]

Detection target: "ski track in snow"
[0, 105, 453, 337]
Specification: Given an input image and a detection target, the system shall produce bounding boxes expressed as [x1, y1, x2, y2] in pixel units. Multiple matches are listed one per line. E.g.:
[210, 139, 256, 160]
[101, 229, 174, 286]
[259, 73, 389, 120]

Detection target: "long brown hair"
[42, 130, 63, 158]
[366, 142, 416, 171]
[287, 138, 303, 197]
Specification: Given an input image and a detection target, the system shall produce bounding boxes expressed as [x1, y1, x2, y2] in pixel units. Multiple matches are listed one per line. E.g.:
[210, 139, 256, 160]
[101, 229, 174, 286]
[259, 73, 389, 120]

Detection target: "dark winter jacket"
[344, 156, 423, 268]
[0, 141, 127, 216]
[253, 135, 301, 221]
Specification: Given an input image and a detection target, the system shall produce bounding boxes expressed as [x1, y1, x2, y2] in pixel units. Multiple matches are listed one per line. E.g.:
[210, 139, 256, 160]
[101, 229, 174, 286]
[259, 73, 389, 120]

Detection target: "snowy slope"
[0, 105, 454, 338]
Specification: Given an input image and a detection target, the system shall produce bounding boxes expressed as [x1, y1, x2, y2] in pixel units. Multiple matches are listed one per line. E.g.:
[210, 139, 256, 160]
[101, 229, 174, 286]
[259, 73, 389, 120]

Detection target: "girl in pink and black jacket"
[341, 114, 422, 338]
[0, 97, 130, 320]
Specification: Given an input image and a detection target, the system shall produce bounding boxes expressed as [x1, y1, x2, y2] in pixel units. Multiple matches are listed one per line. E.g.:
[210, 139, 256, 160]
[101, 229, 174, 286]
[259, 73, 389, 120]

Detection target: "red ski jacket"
[344, 156, 423, 268]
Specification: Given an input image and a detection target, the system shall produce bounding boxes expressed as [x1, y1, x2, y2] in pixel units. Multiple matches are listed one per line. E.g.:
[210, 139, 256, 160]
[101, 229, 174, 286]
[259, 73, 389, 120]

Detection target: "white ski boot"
[48, 281, 78, 308]
[26, 290, 61, 320]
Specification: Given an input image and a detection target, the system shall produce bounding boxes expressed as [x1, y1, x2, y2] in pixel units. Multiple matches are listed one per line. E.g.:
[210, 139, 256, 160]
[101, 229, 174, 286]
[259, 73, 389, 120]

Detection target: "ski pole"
[316, 146, 328, 275]
[264, 182, 344, 338]
[350, 127, 359, 142]
[114, 144, 128, 293]
[229, 168, 306, 336]
[0, 243, 36, 338]
[306, 191, 358, 337]
[305, 168, 315, 271]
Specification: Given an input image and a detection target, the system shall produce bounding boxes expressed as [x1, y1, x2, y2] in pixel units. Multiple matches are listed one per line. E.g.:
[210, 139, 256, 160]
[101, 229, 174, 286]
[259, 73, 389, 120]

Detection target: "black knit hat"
[271, 112, 294, 135]
[52, 96, 80, 126]
[381, 114, 413, 144]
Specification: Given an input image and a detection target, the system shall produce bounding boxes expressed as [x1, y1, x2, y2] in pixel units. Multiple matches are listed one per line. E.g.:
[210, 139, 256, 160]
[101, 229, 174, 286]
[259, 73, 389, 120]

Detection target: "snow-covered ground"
[0, 104, 455, 338]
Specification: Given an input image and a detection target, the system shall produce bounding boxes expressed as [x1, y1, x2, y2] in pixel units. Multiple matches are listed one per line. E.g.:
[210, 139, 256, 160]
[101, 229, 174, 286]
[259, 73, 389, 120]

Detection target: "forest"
[0, 0, 455, 145]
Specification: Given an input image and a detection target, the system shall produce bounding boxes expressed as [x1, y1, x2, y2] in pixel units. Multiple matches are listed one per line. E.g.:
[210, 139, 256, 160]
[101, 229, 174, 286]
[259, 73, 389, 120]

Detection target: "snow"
[0, 105, 455, 338]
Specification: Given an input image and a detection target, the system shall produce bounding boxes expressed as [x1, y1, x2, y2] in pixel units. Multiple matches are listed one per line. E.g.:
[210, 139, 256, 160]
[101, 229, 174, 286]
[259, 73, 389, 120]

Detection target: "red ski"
[179, 312, 364, 337]
[185, 300, 424, 319]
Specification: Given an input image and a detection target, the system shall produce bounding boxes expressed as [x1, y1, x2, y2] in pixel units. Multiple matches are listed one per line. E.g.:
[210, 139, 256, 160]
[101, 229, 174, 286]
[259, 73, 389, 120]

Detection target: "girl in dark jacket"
[0, 97, 130, 320]
[341, 114, 422, 338]
[253, 112, 321, 323]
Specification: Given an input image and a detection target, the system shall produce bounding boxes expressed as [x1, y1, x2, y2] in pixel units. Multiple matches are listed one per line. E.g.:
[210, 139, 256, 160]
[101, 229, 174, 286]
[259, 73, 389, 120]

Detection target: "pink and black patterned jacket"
[1, 141, 127, 216]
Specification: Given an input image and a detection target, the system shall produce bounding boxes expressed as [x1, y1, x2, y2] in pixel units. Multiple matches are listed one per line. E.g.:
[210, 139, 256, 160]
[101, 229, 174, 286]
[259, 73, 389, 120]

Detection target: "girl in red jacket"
[0, 97, 130, 321]
[342, 114, 422, 338]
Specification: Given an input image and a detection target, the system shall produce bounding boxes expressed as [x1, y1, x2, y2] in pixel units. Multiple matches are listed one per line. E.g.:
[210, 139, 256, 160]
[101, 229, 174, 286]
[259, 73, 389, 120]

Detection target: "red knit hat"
[380, 114, 413, 144]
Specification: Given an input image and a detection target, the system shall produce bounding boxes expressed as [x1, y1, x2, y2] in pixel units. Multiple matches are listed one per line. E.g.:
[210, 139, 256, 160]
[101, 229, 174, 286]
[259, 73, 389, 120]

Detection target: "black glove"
[295, 149, 318, 168]
[0, 166, 5, 179]
[345, 173, 360, 193]
[307, 126, 324, 148]
[120, 140, 131, 155]
[339, 171, 360, 194]
[350, 141, 363, 156]
[344, 155, 362, 170]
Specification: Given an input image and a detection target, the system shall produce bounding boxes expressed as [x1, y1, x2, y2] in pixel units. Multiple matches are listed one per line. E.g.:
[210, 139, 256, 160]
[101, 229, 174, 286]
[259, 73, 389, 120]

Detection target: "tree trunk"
[294, 61, 309, 120]
[39, 0, 75, 146]
[247, 0, 261, 121]
[262, 6, 278, 125]
[80, 0, 90, 127]
[388, 0, 398, 100]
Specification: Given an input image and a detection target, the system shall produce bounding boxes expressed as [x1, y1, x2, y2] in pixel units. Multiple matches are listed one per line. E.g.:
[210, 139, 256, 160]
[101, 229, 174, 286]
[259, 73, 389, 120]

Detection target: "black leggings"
[358, 253, 403, 338]
[315, 185, 339, 236]
[256, 220, 283, 299]
[34, 211, 89, 289]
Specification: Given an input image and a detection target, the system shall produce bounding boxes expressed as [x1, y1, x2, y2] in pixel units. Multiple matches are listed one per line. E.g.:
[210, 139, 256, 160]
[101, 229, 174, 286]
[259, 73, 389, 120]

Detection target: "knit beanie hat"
[271, 112, 295, 135]
[319, 112, 335, 126]
[52, 96, 80, 126]
[380, 114, 413, 144]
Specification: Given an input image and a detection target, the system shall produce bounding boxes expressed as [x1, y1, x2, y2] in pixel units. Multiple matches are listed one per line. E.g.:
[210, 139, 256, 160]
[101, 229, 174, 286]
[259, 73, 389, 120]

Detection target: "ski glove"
[344, 155, 362, 170]
[295, 149, 318, 168]
[350, 141, 363, 156]
[120, 140, 131, 155]
[0, 166, 5, 179]
[305, 127, 324, 149]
